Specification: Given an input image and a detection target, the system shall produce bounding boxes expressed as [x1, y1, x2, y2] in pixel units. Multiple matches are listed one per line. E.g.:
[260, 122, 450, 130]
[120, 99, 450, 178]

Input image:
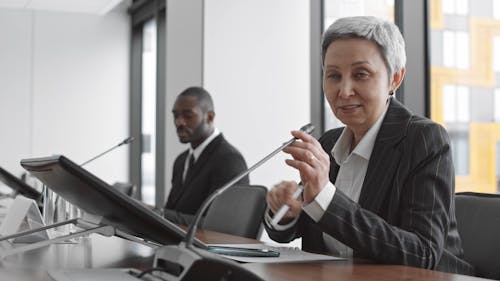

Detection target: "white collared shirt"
[182, 128, 220, 182]
[301, 101, 389, 257]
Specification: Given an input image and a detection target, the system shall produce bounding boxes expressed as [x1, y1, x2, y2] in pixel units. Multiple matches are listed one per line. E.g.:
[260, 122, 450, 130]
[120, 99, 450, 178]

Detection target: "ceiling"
[0, 0, 127, 15]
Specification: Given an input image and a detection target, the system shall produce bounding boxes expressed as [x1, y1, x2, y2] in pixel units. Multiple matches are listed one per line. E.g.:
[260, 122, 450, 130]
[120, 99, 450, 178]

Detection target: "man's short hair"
[178, 86, 214, 113]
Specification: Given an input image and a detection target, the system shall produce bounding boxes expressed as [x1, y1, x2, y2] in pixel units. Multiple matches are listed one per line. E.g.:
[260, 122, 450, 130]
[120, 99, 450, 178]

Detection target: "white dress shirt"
[302, 103, 388, 257]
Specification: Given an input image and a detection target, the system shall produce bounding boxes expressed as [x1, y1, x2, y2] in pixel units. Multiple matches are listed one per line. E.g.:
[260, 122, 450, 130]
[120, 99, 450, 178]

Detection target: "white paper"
[207, 243, 345, 263]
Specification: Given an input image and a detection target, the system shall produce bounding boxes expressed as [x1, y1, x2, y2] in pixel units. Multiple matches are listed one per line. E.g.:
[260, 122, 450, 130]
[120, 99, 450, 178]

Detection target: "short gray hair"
[322, 16, 406, 80]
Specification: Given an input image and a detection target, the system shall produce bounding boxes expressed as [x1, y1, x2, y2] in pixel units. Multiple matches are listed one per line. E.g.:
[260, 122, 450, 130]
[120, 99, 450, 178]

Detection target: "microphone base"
[154, 244, 264, 281]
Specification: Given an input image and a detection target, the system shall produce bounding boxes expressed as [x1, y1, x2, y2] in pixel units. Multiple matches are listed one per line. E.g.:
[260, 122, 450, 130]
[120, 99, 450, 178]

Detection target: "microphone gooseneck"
[80, 136, 135, 166]
[183, 123, 315, 248]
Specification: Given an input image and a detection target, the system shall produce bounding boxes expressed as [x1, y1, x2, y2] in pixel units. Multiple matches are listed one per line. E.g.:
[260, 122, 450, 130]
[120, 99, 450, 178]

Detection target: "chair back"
[455, 192, 500, 279]
[202, 185, 267, 239]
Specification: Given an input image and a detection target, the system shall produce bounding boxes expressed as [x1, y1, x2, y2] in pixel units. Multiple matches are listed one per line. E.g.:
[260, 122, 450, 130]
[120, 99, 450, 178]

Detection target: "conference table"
[0, 229, 490, 281]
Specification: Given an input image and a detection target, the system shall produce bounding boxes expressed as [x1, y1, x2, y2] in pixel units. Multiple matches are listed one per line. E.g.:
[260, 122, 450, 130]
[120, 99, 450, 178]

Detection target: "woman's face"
[323, 38, 395, 134]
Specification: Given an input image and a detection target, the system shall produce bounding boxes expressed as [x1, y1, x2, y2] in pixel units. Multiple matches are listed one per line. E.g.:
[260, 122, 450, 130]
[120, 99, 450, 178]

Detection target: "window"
[494, 89, 500, 122]
[442, 84, 469, 123]
[494, 0, 500, 19]
[141, 19, 157, 205]
[430, 0, 500, 193]
[442, 0, 468, 15]
[442, 31, 469, 70]
[450, 130, 469, 175]
[493, 36, 500, 71]
[129, 0, 166, 206]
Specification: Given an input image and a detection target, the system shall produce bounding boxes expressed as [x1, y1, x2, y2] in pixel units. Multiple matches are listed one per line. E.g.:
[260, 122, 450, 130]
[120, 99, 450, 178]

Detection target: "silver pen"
[270, 184, 304, 228]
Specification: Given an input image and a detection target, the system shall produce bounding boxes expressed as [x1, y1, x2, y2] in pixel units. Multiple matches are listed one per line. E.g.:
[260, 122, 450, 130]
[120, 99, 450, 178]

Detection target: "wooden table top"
[0, 229, 490, 281]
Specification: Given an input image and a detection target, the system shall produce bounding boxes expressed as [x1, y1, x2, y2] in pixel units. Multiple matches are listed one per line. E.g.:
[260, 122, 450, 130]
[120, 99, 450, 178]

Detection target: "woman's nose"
[338, 80, 354, 98]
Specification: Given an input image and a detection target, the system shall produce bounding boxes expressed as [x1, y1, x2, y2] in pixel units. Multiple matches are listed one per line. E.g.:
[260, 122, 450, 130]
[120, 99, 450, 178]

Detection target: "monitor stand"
[0, 213, 113, 259]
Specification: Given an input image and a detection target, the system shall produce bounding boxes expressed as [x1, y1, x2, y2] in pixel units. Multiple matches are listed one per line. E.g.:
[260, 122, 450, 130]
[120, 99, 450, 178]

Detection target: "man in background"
[164, 86, 249, 225]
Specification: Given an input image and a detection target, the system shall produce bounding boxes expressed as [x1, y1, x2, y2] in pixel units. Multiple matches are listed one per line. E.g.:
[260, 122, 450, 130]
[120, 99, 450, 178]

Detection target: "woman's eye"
[328, 73, 341, 80]
[355, 72, 369, 79]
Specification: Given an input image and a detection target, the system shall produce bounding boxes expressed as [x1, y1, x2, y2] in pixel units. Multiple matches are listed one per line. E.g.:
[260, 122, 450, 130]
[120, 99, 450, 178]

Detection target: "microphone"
[47, 137, 136, 229]
[153, 124, 315, 281]
[184, 123, 314, 247]
[80, 137, 134, 166]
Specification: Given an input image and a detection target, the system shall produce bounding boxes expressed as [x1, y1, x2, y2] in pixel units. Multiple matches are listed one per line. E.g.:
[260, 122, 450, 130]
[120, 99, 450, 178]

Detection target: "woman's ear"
[390, 67, 406, 94]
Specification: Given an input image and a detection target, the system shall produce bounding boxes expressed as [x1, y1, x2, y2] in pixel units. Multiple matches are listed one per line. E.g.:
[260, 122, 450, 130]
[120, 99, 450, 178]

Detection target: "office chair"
[455, 192, 500, 280]
[202, 185, 267, 239]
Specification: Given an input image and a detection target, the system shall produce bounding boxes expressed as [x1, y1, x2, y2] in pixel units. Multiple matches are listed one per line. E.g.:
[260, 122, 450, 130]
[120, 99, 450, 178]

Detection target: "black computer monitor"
[20, 155, 205, 247]
[0, 166, 42, 201]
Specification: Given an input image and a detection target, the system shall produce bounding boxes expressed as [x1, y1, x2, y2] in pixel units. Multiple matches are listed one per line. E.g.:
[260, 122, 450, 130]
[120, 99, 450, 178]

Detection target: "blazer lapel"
[182, 134, 223, 186]
[358, 98, 412, 212]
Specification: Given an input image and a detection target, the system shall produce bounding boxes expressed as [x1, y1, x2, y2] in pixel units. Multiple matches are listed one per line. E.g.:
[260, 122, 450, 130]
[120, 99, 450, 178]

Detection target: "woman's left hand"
[282, 130, 330, 204]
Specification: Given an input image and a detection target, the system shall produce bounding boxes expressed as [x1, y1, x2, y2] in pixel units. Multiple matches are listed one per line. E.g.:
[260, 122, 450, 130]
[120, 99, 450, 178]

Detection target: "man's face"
[172, 96, 212, 147]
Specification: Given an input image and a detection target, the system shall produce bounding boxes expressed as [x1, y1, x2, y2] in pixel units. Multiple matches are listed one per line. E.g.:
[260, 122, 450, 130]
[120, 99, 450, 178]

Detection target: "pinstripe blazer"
[267, 98, 474, 275]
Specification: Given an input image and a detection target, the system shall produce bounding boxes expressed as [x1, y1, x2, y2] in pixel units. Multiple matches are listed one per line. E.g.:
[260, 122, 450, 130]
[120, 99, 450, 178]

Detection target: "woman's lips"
[338, 104, 361, 111]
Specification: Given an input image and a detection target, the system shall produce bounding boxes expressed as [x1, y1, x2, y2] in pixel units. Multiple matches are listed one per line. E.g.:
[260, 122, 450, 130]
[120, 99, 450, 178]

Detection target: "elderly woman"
[265, 16, 474, 275]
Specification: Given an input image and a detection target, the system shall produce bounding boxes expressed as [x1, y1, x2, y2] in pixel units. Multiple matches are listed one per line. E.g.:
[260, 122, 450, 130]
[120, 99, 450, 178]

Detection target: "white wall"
[163, 1, 309, 246]
[2, 0, 310, 203]
[0, 9, 33, 175]
[204, 0, 311, 188]
[164, 0, 310, 200]
[201, 0, 310, 245]
[0, 8, 130, 184]
[164, 0, 204, 203]
[1, 1, 308, 244]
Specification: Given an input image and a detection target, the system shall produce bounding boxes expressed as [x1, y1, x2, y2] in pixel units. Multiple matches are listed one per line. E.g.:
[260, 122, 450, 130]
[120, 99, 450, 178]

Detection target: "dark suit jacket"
[267, 98, 474, 275]
[165, 134, 249, 225]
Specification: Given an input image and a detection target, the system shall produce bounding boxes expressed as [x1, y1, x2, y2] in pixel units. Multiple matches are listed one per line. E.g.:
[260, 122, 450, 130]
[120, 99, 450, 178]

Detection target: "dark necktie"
[184, 154, 195, 183]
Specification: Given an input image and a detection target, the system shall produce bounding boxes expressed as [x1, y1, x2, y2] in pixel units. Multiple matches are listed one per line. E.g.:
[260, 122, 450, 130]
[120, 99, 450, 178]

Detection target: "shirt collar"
[332, 128, 352, 165]
[332, 100, 389, 164]
[188, 128, 220, 161]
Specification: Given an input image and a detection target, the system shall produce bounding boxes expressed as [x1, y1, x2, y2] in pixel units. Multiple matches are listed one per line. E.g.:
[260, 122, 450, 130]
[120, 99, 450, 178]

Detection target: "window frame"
[129, 0, 166, 207]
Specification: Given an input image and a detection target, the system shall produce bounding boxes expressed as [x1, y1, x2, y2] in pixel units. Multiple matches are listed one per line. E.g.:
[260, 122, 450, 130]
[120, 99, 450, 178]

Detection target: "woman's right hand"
[267, 180, 303, 225]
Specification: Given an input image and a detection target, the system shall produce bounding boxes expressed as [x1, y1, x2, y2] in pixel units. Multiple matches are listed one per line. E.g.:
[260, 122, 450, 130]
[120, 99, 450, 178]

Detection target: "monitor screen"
[0, 166, 42, 201]
[20, 155, 205, 247]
